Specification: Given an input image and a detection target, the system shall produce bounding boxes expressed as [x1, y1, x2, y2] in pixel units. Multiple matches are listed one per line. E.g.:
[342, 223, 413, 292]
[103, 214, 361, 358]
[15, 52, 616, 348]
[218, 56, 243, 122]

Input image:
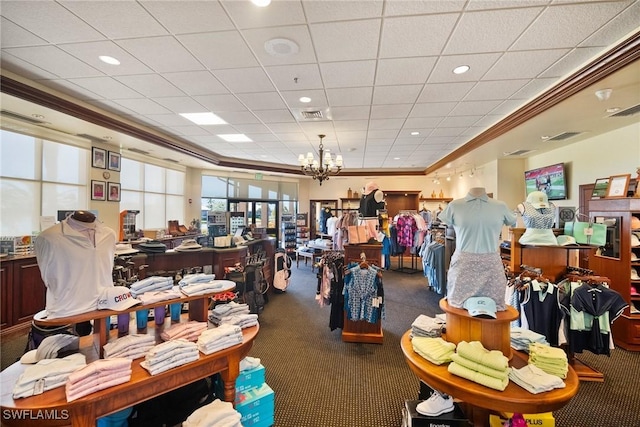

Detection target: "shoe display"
[631, 268, 640, 281]
[631, 252, 639, 262]
[416, 392, 454, 417]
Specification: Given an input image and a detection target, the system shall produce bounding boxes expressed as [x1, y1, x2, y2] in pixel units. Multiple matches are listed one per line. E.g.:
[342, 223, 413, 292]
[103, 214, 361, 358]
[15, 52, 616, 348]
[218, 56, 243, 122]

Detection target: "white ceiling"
[1, 0, 639, 177]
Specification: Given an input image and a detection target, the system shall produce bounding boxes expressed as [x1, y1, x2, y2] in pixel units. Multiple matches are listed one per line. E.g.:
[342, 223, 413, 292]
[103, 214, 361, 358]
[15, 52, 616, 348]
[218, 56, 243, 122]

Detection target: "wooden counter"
[401, 330, 579, 426]
[0, 325, 258, 426]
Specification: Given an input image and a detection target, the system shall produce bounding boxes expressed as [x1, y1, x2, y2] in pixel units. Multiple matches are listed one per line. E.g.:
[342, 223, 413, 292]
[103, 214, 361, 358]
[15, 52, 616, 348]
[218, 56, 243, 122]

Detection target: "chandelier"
[298, 134, 343, 185]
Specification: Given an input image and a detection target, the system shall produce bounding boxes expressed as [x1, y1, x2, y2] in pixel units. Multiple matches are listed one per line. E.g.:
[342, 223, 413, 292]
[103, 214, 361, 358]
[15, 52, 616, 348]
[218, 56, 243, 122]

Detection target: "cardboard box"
[236, 364, 266, 393]
[489, 412, 555, 427]
[240, 412, 274, 427]
[236, 383, 274, 425]
[404, 400, 470, 427]
[143, 229, 161, 239]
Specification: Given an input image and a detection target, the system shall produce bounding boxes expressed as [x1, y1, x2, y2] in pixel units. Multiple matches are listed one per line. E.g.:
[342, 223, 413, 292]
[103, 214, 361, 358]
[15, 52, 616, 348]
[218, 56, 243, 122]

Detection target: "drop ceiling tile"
[115, 74, 184, 97]
[540, 46, 605, 79]
[444, 7, 542, 55]
[86, 100, 140, 117]
[232, 124, 272, 134]
[404, 117, 444, 129]
[66, 76, 143, 99]
[216, 111, 261, 125]
[140, 1, 235, 34]
[511, 77, 557, 100]
[439, 116, 483, 127]
[1, 1, 105, 43]
[376, 57, 437, 86]
[193, 94, 246, 112]
[329, 105, 371, 121]
[167, 125, 212, 137]
[429, 52, 502, 83]
[265, 64, 323, 91]
[465, 79, 530, 101]
[213, 68, 276, 93]
[513, 2, 629, 50]
[368, 118, 405, 130]
[252, 109, 296, 123]
[303, 0, 383, 22]
[373, 85, 422, 105]
[370, 104, 413, 119]
[580, 1, 640, 47]
[60, 1, 168, 39]
[281, 89, 329, 108]
[45, 79, 103, 101]
[243, 25, 317, 66]
[221, 0, 306, 29]
[310, 19, 381, 62]
[143, 114, 193, 127]
[0, 17, 47, 47]
[116, 36, 203, 73]
[451, 100, 501, 116]
[3, 46, 103, 78]
[59, 41, 154, 76]
[490, 99, 528, 116]
[473, 115, 503, 128]
[380, 14, 458, 58]
[326, 87, 373, 107]
[275, 132, 309, 142]
[161, 71, 228, 97]
[178, 32, 258, 70]
[320, 61, 376, 88]
[333, 120, 369, 132]
[268, 123, 304, 133]
[111, 98, 173, 115]
[236, 92, 288, 110]
[384, 1, 465, 16]
[484, 49, 569, 79]
[367, 129, 400, 139]
[0, 52, 59, 80]
[152, 97, 207, 114]
[418, 82, 475, 103]
[410, 102, 457, 118]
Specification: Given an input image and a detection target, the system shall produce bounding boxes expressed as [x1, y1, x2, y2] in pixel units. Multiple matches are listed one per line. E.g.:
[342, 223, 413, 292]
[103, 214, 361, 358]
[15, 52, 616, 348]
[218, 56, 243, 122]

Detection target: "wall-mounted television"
[524, 162, 567, 200]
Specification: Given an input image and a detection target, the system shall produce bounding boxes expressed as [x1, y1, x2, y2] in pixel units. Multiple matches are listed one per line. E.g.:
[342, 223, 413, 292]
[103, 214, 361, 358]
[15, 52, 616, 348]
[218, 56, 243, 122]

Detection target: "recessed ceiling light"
[251, 0, 271, 6]
[264, 38, 299, 57]
[394, 157, 400, 160]
[217, 134, 252, 142]
[99, 55, 120, 65]
[606, 107, 621, 113]
[31, 114, 45, 119]
[410, 131, 420, 136]
[180, 112, 226, 125]
[299, 97, 311, 103]
[453, 65, 470, 74]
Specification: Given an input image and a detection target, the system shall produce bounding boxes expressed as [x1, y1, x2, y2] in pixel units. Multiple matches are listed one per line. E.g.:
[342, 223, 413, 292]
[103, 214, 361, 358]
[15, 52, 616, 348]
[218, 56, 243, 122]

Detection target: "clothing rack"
[393, 252, 420, 274]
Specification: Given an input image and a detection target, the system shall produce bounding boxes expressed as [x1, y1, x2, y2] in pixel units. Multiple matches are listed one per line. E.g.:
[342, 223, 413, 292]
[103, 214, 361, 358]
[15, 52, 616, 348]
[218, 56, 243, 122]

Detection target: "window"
[0, 130, 88, 236]
[121, 158, 185, 231]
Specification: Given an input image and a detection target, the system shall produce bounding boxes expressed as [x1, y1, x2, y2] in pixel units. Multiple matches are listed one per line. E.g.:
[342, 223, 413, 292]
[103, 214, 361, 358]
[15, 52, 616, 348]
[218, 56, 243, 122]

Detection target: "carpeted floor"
[2, 260, 639, 426]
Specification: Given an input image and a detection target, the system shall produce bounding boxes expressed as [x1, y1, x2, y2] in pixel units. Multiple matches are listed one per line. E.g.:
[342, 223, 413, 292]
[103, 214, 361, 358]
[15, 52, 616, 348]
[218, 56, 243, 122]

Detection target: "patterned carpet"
[2, 259, 639, 426]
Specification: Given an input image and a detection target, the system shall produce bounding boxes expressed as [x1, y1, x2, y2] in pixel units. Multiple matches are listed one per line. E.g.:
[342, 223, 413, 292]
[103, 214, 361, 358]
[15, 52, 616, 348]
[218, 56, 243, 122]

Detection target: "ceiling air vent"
[300, 110, 324, 120]
[162, 158, 179, 163]
[609, 103, 640, 117]
[76, 133, 108, 143]
[503, 149, 534, 156]
[545, 132, 582, 141]
[128, 147, 150, 155]
[0, 110, 49, 125]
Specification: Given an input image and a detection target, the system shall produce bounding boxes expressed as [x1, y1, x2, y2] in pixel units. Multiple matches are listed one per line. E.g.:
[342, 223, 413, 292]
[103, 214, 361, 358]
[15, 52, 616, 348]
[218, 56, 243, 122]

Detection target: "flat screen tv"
[524, 162, 567, 200]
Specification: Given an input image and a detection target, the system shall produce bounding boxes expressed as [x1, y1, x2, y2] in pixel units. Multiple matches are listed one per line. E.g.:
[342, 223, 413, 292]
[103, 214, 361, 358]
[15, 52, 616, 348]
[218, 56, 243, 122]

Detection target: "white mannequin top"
[468, 187, 487, 198]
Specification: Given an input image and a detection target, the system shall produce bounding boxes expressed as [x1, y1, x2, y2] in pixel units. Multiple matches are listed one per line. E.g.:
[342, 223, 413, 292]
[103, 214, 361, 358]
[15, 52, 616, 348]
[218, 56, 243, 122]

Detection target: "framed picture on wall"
[107, 182, 121, 202]
[605, 174, 631, 198]
[591, 177, 610, 199]
[91, 180, 106, 201]
[108, 151, 121, 172]
[91, 147, 106, 169]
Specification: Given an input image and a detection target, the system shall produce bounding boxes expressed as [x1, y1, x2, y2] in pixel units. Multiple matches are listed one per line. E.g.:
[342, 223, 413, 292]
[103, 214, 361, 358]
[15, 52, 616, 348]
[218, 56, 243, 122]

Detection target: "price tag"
[33, 378, 45, 395]
[583, 227, 593, 236]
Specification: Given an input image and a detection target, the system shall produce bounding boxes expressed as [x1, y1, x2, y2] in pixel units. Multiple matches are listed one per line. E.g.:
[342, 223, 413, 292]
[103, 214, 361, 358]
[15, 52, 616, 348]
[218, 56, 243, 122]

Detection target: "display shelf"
[295, 213, 309, 248]
[281, 213, 296, 255]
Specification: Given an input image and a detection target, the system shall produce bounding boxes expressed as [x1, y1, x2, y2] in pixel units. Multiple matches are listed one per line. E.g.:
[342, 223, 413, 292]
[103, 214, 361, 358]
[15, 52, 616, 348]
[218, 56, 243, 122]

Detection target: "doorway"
[309, 199, 337, 238]
[228, 199, 279, 238]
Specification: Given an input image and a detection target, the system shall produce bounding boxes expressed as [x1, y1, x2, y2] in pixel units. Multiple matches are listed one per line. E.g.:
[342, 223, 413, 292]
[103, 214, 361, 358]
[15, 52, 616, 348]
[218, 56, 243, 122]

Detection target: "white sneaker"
[416, 392, 454, 416]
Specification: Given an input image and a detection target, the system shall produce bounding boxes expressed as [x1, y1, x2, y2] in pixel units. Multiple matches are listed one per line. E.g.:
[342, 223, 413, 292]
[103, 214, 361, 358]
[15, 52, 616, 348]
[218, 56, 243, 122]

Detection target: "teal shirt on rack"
[442, 191, 516, 254]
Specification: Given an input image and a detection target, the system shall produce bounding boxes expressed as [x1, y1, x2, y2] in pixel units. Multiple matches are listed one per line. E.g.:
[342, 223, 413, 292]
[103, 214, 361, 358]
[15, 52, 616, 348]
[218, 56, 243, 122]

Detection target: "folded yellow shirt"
[456, 341, 508, 372]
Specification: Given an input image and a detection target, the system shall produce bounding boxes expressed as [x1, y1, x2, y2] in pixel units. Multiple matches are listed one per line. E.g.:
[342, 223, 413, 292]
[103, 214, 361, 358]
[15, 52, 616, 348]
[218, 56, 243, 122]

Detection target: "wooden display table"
[439, 299, 518, 359]
[0, 325, 258, 426]
[401, 330, 579, 426]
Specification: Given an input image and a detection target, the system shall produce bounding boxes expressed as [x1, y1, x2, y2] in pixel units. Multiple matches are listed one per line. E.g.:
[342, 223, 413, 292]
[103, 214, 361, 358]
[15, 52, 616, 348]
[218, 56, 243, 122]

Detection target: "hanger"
[359, 252, 369, 269]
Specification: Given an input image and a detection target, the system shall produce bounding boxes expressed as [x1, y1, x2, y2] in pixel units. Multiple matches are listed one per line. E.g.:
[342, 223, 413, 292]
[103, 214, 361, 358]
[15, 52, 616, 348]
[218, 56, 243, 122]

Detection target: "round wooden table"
[401, 330, 579, 426]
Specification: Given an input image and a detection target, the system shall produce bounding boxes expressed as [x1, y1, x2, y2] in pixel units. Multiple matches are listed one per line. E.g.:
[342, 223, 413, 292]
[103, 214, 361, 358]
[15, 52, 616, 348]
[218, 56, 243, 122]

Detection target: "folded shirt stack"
[103, 334, 156, 360]
[136, 287, 183, 305]
[160, 321, 208, 342]
[197, 324, 244, 355]
[66, 358, 132, 402]
[183, 399, 242, 427]
[181, 280, 236, 297]
[509, 363, 566, 394]
[13, 353, 87, 399]
[178, 273, 216, 288]
[140, 339, 199, 376]
[130, 276, 174, 297]
[528, 342, 569, 379]
[411, 314, 446, 338]
[214, 313, 259, 329]
[510, 327, 549, 351]
[447, 341, 509, 391]
[411, 336, 456, 365]
[209, 301, 251, 324]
